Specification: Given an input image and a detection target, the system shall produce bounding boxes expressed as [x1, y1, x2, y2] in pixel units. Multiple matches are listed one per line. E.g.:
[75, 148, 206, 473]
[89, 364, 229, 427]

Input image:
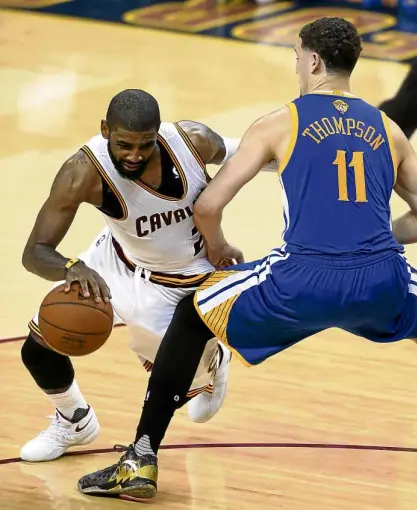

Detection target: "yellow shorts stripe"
[217, 295, 237, 340]
[202, 294, 239, 343]
[197, 270, 238, 291]
[195, 292, 251, 367]
[194, 270, 253, 367]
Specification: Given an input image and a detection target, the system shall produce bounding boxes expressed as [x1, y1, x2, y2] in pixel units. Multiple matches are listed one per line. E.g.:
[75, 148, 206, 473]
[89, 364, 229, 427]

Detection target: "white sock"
[134, 435, 155, 456]
[48, 380, 88, 422]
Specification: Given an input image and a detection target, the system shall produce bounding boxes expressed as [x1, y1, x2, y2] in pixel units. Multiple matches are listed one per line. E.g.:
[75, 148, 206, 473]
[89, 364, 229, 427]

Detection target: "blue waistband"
[284, 249, 400, 269]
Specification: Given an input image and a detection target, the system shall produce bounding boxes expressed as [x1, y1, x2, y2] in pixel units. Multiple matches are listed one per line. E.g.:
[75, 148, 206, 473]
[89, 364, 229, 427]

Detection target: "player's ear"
[101, 120, 109, 139]
[311, 52, 321, 74]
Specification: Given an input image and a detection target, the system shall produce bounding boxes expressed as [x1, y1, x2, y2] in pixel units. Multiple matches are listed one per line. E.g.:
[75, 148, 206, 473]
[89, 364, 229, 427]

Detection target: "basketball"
[38, 283, 114, 356]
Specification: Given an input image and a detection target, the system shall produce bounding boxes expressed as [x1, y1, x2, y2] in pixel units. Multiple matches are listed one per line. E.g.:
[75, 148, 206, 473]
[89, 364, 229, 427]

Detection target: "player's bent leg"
[20, 228, 127, 462]
[20, 332, 99, 462]
[194, 252, 316, 366]
[78, 294, 213, 501]
[127, 278, 232, 424]
[130, 323, 231, 423]
[79, 259, 309, 501]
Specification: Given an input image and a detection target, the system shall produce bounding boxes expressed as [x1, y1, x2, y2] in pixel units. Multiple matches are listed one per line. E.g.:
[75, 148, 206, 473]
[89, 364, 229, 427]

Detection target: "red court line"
[0, 335, 25, 344]
[2, 329, 416, 465]
[2, 442, 417, 465]
[0, 323, 126, 344]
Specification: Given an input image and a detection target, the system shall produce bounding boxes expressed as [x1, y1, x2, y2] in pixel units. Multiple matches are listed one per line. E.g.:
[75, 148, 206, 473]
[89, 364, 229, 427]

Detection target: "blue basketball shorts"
[194, 248, 417, 365]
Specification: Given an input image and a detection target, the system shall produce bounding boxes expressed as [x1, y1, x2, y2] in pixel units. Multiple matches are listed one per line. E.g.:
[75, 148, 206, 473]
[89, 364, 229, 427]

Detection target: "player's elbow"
[22, 244, 36, 273]
[194, 196, 220, 219]
[22, 248, 31, 272]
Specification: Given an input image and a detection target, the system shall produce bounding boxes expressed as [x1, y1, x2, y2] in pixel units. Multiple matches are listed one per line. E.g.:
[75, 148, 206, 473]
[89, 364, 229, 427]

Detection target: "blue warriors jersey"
[280, 92, 401, 255]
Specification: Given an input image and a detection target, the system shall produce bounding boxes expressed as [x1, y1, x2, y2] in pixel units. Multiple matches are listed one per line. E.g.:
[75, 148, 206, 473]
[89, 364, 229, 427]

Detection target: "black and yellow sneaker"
[77, 444, 158, 501]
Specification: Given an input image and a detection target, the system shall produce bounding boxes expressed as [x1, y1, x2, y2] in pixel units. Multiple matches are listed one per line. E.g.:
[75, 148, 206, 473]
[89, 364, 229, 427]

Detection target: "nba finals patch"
[333, 99, 349, 114]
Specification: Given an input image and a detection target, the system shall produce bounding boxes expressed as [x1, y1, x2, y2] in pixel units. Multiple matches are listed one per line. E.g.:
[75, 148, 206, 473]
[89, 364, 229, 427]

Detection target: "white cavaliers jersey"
[81, 122, 214, 274]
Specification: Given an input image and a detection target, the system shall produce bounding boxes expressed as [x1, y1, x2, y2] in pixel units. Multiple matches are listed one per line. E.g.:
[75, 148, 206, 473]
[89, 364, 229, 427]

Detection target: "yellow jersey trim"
[381, 111, 398, 183]
[278, 102, 299, 176]
[308, 90, 356, 97]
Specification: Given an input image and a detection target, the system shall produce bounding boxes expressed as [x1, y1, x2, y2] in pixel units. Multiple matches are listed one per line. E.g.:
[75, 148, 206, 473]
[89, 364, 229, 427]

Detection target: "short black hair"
[106, 89, 161, 132]
[299, 17, 362, 74]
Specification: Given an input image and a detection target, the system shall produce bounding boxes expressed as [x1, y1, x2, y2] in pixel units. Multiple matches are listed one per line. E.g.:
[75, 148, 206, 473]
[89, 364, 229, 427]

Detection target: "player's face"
[102, 122, 158, 180]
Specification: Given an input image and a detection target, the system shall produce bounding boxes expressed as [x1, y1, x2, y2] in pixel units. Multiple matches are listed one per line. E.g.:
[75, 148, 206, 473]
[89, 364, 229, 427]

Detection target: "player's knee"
[21, 333, 75, 391]
[147, 371, 187, 409]
[21, 333, 48, 368]
[175, 294, 213, 344]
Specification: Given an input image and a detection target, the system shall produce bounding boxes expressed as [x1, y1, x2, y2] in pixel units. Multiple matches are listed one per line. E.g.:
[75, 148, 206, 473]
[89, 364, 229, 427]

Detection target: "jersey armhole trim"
[380, 111, 398, 184]
[174, 122, 211, 183]
[80, 145, 128, 221]
[278, 102, 299, 176]
[174, 123, 205, 168]
[145, 134, 189, 200]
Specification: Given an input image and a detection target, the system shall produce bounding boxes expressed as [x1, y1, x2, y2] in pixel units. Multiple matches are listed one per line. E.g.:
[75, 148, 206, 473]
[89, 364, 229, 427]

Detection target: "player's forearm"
[22, 243, 70, 281]
[392, 211, 417, 244]
[194, 209, 226, 249]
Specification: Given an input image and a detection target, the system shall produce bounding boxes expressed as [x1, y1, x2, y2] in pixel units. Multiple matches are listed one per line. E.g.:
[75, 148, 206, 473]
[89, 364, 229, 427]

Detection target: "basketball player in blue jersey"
[78, 17, 417, 500]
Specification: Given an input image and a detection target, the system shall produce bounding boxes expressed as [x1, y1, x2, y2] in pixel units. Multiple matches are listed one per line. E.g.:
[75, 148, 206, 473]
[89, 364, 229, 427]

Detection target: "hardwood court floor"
[2, 8, 417, 509]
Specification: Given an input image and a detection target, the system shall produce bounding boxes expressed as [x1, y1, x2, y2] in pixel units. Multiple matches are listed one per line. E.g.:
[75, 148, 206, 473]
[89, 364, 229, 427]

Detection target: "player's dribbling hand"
[207, 242, 245, 269]
[65, 262, 112, 303]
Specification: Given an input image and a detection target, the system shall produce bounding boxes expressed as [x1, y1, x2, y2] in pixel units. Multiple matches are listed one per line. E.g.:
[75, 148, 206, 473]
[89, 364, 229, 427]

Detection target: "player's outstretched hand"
[64, 262, 112, 303]
[207, 242, 245, 269]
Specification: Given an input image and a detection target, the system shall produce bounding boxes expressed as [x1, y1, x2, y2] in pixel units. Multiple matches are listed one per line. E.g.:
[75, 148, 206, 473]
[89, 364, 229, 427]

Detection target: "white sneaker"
[20, 405, 100, 462]
[187, 342, 231, 423]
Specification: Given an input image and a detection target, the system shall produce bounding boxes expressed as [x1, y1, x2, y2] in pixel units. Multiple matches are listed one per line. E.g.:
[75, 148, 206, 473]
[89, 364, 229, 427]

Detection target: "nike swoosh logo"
[75, 416, 93, 433]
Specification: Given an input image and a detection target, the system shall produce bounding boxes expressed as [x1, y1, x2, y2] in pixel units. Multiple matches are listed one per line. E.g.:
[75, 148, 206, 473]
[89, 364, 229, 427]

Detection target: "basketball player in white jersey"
[20, 89, 244, 462]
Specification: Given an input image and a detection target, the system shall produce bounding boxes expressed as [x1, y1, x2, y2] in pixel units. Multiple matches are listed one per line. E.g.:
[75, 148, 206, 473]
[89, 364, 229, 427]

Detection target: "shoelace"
[40, 415, 73, 442]
[113, 443, 129, 452]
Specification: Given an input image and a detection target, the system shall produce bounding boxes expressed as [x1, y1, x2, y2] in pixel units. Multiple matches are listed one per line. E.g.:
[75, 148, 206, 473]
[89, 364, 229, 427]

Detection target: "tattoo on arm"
[178, 120, 226, 165]
[66, 150, 89, 167]
[202, 127, 226, 165]
[22, 150, 95, 281]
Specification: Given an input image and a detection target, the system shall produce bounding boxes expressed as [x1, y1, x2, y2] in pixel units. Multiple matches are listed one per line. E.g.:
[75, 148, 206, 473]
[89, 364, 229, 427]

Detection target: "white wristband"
[219, 137, 277, 171]
[219, 137, 240, 165]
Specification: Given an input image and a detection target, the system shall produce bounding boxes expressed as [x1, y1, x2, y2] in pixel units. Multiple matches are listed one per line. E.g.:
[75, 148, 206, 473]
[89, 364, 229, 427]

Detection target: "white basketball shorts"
[29, 227, 218, 395]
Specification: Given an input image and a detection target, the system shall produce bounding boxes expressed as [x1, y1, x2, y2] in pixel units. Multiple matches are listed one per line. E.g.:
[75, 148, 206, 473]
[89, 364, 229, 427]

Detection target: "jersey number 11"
[333, 150, 367, 203]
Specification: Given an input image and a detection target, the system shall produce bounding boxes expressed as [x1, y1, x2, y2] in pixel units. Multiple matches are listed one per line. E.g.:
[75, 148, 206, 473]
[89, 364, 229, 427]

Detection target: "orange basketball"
[38, 283, 114, 356]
